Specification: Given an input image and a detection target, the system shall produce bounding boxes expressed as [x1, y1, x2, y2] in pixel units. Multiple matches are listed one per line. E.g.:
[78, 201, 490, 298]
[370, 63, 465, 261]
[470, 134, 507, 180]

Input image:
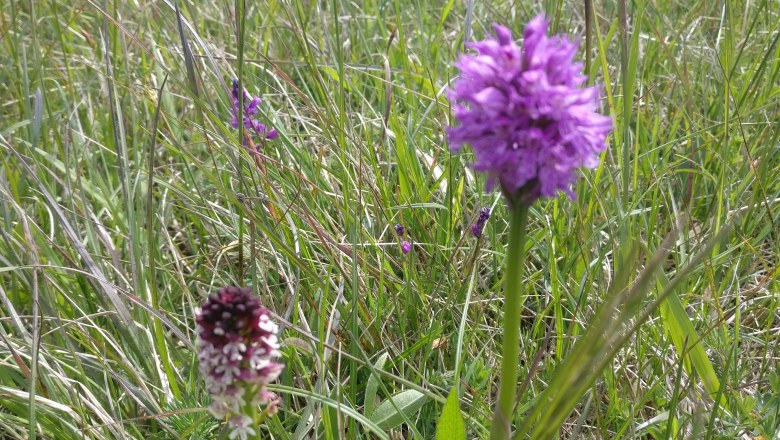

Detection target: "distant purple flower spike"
[230, 79, 277, 147]
[448, 16, 613, 203]
[401, 241, 412, 254]
[196, 286, 284, 437]
[394, 223, 405, 237]
[472, 207, 491, 238]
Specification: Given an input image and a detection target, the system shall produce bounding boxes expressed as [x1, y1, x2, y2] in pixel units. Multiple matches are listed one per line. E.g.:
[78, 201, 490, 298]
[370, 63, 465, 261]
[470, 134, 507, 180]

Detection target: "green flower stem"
[489, 201, 529, 440]
[242, 388, 265, 440]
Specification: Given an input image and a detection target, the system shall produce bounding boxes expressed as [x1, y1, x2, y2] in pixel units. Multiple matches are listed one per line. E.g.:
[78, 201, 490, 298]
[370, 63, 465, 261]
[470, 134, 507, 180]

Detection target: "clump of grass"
[0, 1, 778, 439]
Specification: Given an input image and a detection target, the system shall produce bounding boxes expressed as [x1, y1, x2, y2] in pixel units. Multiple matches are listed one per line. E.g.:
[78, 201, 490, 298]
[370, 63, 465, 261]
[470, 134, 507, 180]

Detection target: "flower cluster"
[230, 79, 278, 146]
[394, 223, 412, 255]
[196, 286, 284, 440]
[472, 207, 491, 238]
[448, 15, 613, 203]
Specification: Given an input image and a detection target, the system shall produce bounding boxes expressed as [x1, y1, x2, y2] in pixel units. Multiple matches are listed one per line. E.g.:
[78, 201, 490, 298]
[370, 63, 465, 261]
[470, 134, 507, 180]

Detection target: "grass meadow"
[1, 0, 779, 438]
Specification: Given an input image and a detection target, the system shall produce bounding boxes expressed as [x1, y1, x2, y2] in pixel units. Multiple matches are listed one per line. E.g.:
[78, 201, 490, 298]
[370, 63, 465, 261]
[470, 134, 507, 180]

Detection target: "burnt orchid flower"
[401, 240, 412, 255]
[472, 207, 491, 238]
[448, 16, 612, 204]
[230, 79, 279, 146]
[196, 286, 284, 439]
[394, 223, 405, 237]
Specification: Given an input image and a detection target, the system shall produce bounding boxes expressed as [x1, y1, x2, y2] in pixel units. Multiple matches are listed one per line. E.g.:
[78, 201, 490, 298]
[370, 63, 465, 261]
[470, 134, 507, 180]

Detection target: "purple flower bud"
[448, 16, 613, 202]
[196, 286, 284, 437]
[246, 97, 261, 115]
[472, 207, 491, 238]
[394, 223, 405, 237]
[401, 241, 412, 254]
[230, 79, 241, 100]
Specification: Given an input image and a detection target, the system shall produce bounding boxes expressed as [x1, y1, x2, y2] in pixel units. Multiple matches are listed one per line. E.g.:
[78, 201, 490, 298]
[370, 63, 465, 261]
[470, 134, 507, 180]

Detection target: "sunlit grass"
[1, 0, 778, 438]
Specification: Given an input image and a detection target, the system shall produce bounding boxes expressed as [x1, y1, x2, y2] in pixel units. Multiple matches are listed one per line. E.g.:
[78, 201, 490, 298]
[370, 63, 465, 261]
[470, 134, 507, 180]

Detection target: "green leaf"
[656, 273, 724, 408]
[436, 387, 466, 440]
[369, 390, 427, 430]
[364, 352, 389, 417]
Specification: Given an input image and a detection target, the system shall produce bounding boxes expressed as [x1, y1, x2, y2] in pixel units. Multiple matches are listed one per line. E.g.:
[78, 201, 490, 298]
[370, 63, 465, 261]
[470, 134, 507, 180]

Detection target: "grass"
[1, 0, 779, 438]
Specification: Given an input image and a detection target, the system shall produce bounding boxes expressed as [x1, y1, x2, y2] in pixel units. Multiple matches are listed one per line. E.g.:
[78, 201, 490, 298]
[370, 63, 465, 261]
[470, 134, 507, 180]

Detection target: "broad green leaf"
[657, 274, 725, 408]
[370, 390, 427, 430]
[436, 387, 466, 440]
[364, 352, 389, 417]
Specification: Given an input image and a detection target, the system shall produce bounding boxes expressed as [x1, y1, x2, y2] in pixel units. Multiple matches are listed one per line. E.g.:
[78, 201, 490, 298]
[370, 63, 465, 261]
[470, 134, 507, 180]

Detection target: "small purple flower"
[394, 223, 405, 237]
[448, 16, 613, 203]
[196, 286, 284, 437]
[401, 241, 412, 254]
[472, 207, 491, 238]
[230, 79, 279, 146]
